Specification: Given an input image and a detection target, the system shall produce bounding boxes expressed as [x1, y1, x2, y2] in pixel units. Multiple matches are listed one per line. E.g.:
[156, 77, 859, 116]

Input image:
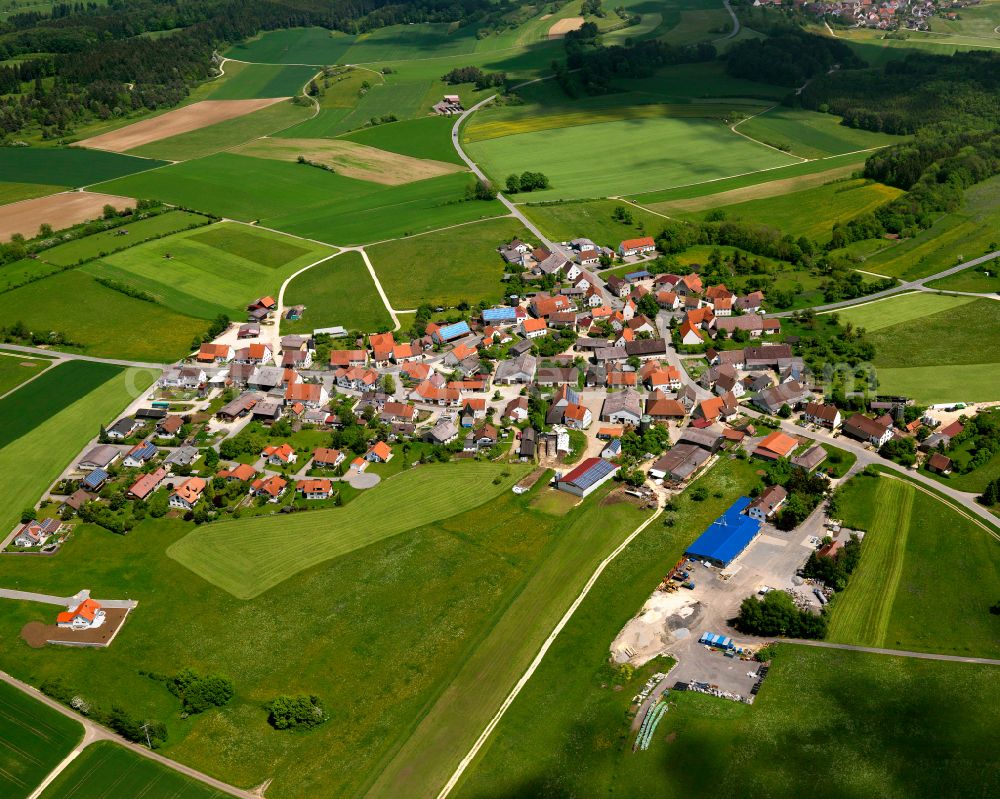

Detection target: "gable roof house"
[263, 443, 297, 465]
[123, 441, 158, 468]
[600, 389, 642, 424]
[843, 413, 895, 447]
[752, 380, 811, 414]
[251, 475, 288, 502]
[169, 477, 206, 510]
[428, 418, 459, 445]
[79, 444, 121, 471]
[803, 402, 842, 429]
[494, 353, 537, 384]
[679, 320, 704, 346]
[14, 518, 62, 548]
[754, 431, 799, 461]
[618, 236, 656, 257]
[298, 478, 334, 500]
[649, 444, 710, 483]
[197, 343, 234, 364]
[625, 338, 668, 360]
[747, 485, 787, 520]
[605, 274, 630, 298]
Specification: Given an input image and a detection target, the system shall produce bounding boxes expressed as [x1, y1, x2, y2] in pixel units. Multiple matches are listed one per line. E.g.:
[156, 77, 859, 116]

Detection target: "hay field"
[0, 191, 133, 241]
[230, 137, 464, 184]
[75, 98, 288, 152]
[167, 462, 527, 599]
[547, 16, 584, 38]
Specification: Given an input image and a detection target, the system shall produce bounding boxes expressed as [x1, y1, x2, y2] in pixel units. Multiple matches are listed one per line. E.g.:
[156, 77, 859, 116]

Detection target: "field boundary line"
[436, 506, 663, 799]
[354, 246, 400, 330]
[362, 213, 514, 248]
[784, 639, 1000, 665]
[730, 104, 811, 163]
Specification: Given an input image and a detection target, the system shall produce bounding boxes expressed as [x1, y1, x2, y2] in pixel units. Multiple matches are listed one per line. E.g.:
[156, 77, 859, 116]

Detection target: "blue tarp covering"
[685, 496, 760, 566]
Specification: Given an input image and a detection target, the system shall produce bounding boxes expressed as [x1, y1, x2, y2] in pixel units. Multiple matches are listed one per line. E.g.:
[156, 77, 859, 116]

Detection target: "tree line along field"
[0, 679, 82, 799]
[0, 363, 155, 536]
[366, 216, 529, 309]
[736, 106, 906, 159]
[835, 294, 1000, 403]
[673, 178, 903, 243]
[281, 251, 392, 335]
[81, 222, 335, 321]
[0, 352, 50, 396]
[0, 470, 642, 799]
[829, 473, 1000, 658]
[167, 462, 528, 599]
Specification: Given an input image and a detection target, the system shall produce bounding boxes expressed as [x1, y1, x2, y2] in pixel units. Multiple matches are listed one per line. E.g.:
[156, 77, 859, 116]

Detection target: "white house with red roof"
[57, 597, 105, 629]
[617, 237, 656, 257]
[262, 443, 297, 465]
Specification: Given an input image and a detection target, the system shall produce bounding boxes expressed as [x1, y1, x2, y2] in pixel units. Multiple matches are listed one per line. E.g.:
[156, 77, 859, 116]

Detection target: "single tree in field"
[505, 173, 521, 193]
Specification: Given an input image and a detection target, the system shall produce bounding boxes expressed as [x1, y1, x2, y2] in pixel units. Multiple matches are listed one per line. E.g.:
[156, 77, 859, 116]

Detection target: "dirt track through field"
[548, 16, 584, 38]
[649, 163, 860, 213]
[75, 98, 289, 152]
[0, 192, 134, 241]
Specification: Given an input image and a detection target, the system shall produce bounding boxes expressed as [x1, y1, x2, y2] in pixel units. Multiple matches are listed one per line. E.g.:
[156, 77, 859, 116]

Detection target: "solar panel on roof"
[82, 469, 108, 489]
[567, 458, 616, 490]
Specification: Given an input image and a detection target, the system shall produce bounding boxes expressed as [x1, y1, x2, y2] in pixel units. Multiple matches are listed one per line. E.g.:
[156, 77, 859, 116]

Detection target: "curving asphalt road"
[722, 0, 740, 40]
[769, 250, 1000, 317]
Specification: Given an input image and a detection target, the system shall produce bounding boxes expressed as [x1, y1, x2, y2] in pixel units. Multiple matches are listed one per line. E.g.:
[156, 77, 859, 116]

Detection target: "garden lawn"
[167, 461, 528, 598]
[340, 116, 464, 164]
[0, 353, 50, 396]
[0, 474, 621, 799]
[282, 251, 391, 334]
[677, 178, 903, 242]
[366, 216, 528, 308]
[206, 63, 317, 100]
[520, 199, 668, 248]
[0, 270, 207, 361]
[128, 101, 314, 161]
[0, 364, 154, 534]
[0, 147, 164, 186]
[831, 473, 1000, 657]
[0, 182, 65, 205]
[737, 107, 904, 158]
[37, 210, 211, 267]
[39, 741, 224, 799]
[81, 222, 334, 320]
[0, 680, 83, 799]
[465, 116, 800, 201]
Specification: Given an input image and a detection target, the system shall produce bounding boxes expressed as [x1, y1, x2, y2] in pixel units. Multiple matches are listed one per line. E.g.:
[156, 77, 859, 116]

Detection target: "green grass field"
[830, 473, 1000, 657]
[928, 265, 1000, 293]
[520, 199, 668, 247]
[872, 365, 1000, 404]
[457, 642, 1000, 798]
[366, 216, 527, 308]
[168, 462, 527, 598]
[281, 250, 392, 334]
[737, 107, 905, 158]
[466, 116, 800, 201]
[82, 222, 334, 319]
[129, 101, 314, 161]
[0, 364, 154, 535]
[677, 178, 902, 242]
[0, 680, 83, 799]
[0, 269, 207, 361]
[826, 478, 912, 646]
[832, 292, 976, 332]
[226, 27, 356, 64]
[0, 353, 50, 396]
[0, 182, 66, 205]
[39, 741, 225, 799]
[37, 210, 211, 267]
[206, 63, 317, 100]
[0, 147, 164, 187]
[94, 154, 495, 246]
[340, 116, 464, 165]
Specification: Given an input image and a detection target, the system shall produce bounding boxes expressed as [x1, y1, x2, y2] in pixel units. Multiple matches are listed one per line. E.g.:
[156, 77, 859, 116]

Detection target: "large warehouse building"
[685, 496, 762, 567]
[556, 457, 617, 498]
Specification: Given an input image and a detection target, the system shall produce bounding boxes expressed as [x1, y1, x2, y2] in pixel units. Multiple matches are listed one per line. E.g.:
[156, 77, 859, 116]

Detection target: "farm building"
[685, 497, 762, 567]
[556, 457, 617, 498]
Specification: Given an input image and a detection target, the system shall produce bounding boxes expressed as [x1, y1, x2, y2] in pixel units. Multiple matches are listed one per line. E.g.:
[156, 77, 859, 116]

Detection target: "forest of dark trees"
[725, 29, 862, 88]
[0, 0, 515, 139]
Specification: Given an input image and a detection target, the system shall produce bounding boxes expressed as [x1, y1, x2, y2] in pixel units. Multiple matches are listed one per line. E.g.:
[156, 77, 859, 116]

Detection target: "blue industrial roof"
[483, 307, 517, 322]
[82, 468, 109, 490]
[685, 497, 760, 566]
[438, 321, 471, 340]
[561, 457, 616, 491]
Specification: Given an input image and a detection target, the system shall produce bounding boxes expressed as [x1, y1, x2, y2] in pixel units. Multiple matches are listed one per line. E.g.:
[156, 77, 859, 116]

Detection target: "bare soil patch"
[651, 163, 859, 214]
[231, 137, 465, 185]
[548, 16, 585, 38]
[75, 98, 288, 153]
[0, 191, 134, 241]
[20, 607, 131, 648]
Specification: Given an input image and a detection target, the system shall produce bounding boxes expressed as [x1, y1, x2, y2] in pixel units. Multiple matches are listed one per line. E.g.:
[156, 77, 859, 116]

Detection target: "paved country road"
[0, 670, 256, 799]
[0, 343, 169, 370]
[784, 639, 1000, 666]
[769, 250, 1000, 317]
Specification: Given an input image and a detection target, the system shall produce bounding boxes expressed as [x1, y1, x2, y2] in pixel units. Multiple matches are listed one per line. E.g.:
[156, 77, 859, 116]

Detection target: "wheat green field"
[168, 462, 528, 599]
[206, 62, 317, 100]
[467, 116, 801, 201]
[40, 741, 224, 799]
[0, 681, 83, 799]
[0, 181, 65, 205]
[81, 222, 335, 319]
